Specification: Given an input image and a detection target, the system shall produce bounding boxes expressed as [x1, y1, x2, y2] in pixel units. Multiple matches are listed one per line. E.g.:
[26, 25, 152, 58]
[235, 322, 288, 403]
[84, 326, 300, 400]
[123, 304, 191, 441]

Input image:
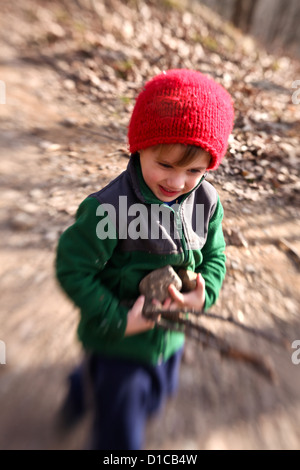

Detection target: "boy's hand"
[167, 273, 206, 311]
[125, 295, 156, 336]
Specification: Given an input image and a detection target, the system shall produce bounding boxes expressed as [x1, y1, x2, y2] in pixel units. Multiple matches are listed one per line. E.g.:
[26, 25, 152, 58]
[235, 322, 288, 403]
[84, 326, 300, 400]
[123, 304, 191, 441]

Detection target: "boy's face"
[139, 144, 211, 202]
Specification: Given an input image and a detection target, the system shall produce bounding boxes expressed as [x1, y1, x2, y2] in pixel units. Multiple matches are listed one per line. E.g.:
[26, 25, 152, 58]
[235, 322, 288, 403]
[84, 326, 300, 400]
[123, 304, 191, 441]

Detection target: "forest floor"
[1, 0, 300, 450]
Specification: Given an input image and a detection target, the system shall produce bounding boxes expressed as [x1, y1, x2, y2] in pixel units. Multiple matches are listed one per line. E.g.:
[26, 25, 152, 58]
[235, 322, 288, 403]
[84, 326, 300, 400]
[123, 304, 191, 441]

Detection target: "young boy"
[55, 69, 234, 450]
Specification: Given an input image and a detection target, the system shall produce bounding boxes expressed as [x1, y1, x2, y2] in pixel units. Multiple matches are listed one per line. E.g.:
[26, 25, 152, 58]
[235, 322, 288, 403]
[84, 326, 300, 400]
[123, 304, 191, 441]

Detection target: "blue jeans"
[89, 349, 183, 450]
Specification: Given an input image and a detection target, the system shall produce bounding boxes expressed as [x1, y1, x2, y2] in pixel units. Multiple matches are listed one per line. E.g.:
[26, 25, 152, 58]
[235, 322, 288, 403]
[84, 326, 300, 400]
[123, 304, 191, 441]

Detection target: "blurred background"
[200, 0, 300, 59]
[0, 0, 300, 450]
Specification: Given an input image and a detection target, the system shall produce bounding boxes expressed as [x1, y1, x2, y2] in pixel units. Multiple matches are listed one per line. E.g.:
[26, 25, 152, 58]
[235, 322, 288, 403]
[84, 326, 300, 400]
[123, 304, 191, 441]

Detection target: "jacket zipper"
[169, 201, 188, 263]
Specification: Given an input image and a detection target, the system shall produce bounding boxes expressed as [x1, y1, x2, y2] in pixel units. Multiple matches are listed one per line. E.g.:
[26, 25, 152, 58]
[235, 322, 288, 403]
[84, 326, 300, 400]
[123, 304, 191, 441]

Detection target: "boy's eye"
[159, 162, 172, 169]
[189, 168, 202, 174]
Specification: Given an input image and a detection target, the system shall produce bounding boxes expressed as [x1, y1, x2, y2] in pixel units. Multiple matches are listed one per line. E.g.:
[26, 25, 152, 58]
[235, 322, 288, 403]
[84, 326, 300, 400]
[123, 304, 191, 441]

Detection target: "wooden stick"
[157, 315, 277, 382]
[144, 308, 287, 347]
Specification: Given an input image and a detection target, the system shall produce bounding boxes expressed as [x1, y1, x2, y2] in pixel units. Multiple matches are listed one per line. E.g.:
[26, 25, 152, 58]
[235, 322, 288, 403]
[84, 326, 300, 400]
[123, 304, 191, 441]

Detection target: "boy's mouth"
[158, 185, 182, 198]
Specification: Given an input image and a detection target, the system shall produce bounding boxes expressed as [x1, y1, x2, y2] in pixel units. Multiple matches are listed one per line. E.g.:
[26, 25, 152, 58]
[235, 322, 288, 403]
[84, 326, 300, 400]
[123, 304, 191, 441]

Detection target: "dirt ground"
[1, 0, 300, 450]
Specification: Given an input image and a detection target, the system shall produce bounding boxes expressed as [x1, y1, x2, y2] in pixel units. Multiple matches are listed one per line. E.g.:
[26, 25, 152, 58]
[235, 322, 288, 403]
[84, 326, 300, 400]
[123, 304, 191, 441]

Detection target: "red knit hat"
[128, 69, 234, 170]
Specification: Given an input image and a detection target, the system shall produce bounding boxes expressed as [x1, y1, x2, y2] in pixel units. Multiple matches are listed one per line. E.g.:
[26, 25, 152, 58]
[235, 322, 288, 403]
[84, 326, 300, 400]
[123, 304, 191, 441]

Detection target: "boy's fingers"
[151, 298, 162, 307]
[162, 297, 172, 309]
[168, 283, 184, 306]
[196, 273, 205, 288]
[131, 295, 145, 315]
[137, 294, 145, 305]
[152, 297, 172, 309]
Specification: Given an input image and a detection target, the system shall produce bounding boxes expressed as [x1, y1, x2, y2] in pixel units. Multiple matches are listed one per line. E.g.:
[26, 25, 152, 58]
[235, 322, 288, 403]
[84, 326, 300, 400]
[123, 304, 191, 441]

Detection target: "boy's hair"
[128, 69, 234, 171]
[152, 143, 210, 168]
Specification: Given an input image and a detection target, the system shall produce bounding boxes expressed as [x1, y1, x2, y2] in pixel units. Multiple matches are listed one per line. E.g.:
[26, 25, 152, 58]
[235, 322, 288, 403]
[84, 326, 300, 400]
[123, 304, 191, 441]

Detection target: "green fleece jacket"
[56, 154, 226, 365]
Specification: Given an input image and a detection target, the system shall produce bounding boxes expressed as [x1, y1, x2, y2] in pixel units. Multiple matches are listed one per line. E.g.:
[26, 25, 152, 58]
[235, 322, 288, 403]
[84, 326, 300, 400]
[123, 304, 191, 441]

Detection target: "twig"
[277, 238, 300, 271]
[144, 309, 279, 382]
[144, 308, 287, 347]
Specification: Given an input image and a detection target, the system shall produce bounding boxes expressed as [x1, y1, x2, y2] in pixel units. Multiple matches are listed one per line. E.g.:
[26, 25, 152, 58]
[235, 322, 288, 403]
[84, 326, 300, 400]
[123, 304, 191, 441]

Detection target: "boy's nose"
[166, 173, 185, 190]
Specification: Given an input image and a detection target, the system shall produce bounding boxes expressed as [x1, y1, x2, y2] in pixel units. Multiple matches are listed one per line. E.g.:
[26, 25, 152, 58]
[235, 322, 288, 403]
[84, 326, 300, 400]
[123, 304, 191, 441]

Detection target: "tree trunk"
[232, 0, 258, 33]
